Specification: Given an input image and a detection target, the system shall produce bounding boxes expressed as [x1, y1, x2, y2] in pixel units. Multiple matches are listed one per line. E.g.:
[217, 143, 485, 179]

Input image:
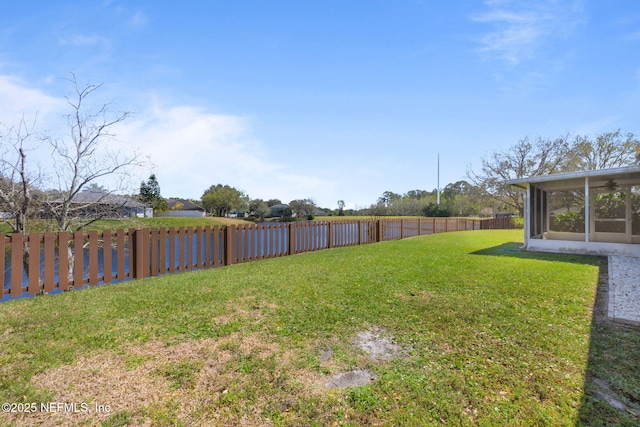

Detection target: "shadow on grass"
[470, 242, 601, 266]
[474, 243, 640, 425]
[576, 261, 640, 426]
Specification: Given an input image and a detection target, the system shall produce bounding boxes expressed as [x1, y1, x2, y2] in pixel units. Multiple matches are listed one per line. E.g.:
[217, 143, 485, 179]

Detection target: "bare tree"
[569, 130, 639, 170]
[0, 76, 143, 291]
[44, 74, 142, 232]
[0, 116, 41, 234]
[0, 117, 46, 282]
[467, 131, 639, 216]
[467, 135, 570, 215]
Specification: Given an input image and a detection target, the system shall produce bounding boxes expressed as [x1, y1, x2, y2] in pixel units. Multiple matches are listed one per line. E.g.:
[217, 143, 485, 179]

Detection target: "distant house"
[48, 188, 148, 219]
[226, 209, 245, 218]
[158, 198, 206, 218]
[313, 208, 328, 217]
[269, 203, 292, 218]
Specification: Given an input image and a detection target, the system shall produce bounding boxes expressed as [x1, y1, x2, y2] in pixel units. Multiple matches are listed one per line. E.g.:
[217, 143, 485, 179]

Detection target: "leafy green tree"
[139, 174, 166, 211]
[423, 202, 450, 217]
[553, 210, 585, 233]
[377, 191, 401, 207]
[289, 198, 315, 218]
[337, 200, 345, 216]
[201, 184, 248, 217]
[248, 198, 270, 220]
[442, 180, 484, 217]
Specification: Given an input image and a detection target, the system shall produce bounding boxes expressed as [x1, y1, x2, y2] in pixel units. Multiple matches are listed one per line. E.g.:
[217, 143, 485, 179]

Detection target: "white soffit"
[506, 165, 640, 191]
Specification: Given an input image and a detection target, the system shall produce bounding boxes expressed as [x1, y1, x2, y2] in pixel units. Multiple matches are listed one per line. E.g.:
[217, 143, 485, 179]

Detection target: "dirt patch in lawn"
[355, 326, 409, 361]
[323, 326, 410, 389]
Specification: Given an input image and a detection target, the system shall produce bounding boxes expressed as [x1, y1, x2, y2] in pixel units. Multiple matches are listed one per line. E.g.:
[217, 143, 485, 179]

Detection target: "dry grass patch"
[8, 331, 330, 426]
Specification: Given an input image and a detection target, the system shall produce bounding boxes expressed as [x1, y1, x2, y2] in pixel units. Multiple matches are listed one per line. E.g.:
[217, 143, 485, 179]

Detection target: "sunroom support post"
[584, 177, 590, 243]
[524, 183, 531, 248]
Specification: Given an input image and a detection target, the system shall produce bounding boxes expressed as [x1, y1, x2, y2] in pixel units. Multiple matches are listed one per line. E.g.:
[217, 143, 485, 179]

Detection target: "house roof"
[506, 164, 640, 192]
[166, 198, 205, 211]
[69, 189, 145, 208]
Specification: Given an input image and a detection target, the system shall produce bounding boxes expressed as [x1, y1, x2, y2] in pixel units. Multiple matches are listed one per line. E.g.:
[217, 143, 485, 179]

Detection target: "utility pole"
[437, 153, 441, 206]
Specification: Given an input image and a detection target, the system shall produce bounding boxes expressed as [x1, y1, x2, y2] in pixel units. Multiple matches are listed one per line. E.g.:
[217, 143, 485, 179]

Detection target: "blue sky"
[1, 1, 639, 209]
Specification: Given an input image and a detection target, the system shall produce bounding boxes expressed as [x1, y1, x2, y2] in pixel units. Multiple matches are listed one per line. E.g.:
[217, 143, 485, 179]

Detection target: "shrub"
[552, 211, 584, 233]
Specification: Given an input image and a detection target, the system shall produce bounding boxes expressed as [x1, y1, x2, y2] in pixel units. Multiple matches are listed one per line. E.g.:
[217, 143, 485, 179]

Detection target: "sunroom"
[506, 164, 640, 257]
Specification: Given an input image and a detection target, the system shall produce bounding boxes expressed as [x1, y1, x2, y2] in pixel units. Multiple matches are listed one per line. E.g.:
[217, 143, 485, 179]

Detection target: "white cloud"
[119, 97, 335, 203]
[128, 10, 148, 29]
[0, 75, 65, 129]
[471, 0, 586, 65]
[59, 34, 110, 47]
[0, 76, 346, 207]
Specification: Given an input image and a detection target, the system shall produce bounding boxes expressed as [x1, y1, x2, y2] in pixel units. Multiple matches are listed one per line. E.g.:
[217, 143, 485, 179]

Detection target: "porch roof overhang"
[506, 164, 640, 192]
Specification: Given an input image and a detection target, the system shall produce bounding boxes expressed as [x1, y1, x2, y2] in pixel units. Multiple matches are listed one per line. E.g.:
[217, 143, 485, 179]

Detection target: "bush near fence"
[1, 217, 516, 300]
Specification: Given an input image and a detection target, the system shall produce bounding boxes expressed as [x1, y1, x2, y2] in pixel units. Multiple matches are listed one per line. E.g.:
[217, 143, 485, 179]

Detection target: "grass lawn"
[0, 230, 638, 426]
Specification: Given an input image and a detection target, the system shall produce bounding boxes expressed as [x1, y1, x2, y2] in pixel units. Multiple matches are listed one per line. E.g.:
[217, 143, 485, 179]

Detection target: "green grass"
[0, 230, 638, 426]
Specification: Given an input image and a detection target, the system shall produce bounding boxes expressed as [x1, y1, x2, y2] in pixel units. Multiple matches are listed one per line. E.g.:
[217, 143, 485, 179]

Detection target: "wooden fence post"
[327, 221, 333, 249]
[224, 225, 235, 265]
[58, 232, 69, 290]
[88, 230, 99, 286]
[103, 230, 113, 284]
[10, 234, 23, 297]
[116, 229, 125, 280]
[288, 222, 296, 255]
[377, 219, 383, 242]
[28, 233, 41, 294]
[133, 228, 149, 280]
[150, 228, 158, 276]
[400, 219, 405, 239]
[0, 236, 5, 296]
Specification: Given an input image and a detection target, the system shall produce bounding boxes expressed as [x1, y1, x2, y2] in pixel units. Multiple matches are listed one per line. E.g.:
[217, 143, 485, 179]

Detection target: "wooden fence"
[1, 217, 516, 300]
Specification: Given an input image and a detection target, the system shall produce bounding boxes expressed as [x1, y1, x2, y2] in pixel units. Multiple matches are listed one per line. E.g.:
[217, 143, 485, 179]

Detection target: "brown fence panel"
[480, 217, 515, 230]
[11, 234, 23, 297]
[116, 230, 126, 281]
[225, 225, 235, 265]
[43, 232, 56, 292]
[237, 225, 245, 262]
[243, 224, 250, 261]
[195, 227, 203, 268]
[88, 231, 99, 286]
[58, 232, 69, 290]
[150, 228, 158, 276]
[73, 231, 84, 289]
[103, 230, 113, 284]
[168, 228, 176, 272]
[204, 226, 212, 267]
[257, 224, 265, 260]
[178, 227, 186, 271]
[0, 236, 5, 296]
[213, 226, 221, 266]
[28, 233, 40, 294]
